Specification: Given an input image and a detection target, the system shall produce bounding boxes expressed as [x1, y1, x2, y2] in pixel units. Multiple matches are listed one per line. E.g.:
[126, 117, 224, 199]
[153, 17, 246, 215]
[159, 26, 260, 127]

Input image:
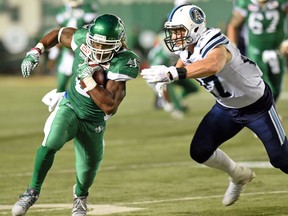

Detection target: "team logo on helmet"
[189, 7, 204, 24]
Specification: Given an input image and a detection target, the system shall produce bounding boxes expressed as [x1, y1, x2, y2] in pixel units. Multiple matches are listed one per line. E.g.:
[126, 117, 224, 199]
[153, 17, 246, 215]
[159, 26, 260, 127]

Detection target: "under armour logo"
[95, 126, 104, 133]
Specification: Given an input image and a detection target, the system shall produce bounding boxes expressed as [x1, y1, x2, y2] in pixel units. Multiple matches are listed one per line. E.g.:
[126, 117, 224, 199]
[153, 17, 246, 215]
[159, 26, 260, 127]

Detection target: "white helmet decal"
[190, 7, 205, 24]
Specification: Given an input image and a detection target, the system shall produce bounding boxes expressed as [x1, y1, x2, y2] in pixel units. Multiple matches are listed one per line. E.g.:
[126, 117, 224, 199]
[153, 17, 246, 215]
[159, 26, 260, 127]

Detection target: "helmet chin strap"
[186, 36, 193, 45]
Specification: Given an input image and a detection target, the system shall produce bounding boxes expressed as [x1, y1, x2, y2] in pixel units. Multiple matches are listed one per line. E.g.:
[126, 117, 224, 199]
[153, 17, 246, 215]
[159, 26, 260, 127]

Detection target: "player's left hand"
[141, 65, 170, 83]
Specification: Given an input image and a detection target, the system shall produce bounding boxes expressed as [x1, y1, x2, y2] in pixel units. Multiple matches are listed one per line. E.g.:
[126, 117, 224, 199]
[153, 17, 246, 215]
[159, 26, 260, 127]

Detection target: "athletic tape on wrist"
[83, 77, 97, 92]
[35, 43, 45, 54]
[30, 47, 42, 55]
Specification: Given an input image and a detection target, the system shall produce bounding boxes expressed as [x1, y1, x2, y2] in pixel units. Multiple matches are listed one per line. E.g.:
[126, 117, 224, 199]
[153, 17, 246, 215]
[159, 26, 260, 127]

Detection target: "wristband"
[58, 27, 66, 43]
[176, 67, 187, 79]
[35, 43, 45, 54]
[31, 47, 42, 55]
[167, 66, 179, 81]
[83, 77, 97, 92]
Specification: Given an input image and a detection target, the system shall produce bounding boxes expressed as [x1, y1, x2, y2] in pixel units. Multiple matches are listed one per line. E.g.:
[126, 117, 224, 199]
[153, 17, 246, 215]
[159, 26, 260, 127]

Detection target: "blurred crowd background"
[0, 0, 233, 74]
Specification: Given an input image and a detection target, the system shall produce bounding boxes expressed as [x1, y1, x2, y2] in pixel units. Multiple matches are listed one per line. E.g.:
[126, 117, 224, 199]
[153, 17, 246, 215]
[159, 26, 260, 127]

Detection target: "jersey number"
[198, 75, 231, 98]
[248, 10, 280, 34]
[75, 77, 90, 98]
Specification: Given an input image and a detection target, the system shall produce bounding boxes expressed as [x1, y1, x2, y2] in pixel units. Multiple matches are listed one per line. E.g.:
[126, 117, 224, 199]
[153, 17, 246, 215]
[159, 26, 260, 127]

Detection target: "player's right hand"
[77, 62, 97, 80]
[21, 49, 41, 77]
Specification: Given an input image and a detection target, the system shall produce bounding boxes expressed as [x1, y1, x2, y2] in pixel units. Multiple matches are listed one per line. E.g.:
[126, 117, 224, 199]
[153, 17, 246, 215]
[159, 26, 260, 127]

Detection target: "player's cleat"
[72, 185, 88, 216]
[222, 165, 256, 206]
[12, 188, 39, 216]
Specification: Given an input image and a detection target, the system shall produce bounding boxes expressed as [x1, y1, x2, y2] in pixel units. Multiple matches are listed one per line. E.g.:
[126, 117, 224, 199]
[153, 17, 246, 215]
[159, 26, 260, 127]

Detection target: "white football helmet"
[63, 0, 84, 7]
[164, 4, 206, 52]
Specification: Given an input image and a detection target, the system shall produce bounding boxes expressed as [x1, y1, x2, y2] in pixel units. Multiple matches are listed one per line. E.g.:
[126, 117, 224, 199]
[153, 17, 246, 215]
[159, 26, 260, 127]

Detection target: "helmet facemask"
[86, 33, 122, 63]
[164, 25, 192, 52]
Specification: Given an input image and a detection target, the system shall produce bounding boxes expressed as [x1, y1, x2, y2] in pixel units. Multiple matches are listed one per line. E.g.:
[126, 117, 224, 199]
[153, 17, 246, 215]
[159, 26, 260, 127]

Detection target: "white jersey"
[176, 28, 265, 108]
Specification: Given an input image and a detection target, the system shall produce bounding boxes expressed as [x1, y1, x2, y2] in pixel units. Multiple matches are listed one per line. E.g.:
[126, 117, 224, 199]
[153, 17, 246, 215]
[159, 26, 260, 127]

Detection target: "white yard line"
[0, 161, 273, 178]
[116, 190, 288, 205]
[0, 204, 144, 215]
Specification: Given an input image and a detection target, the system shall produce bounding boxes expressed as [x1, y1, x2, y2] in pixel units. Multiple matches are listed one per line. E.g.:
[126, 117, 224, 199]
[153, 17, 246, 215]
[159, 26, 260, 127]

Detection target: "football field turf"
[1, 75, 288, 216]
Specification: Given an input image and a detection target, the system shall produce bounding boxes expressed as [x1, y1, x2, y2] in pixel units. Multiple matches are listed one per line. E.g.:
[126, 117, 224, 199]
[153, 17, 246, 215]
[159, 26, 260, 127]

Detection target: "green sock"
[29, 146, 56, 192]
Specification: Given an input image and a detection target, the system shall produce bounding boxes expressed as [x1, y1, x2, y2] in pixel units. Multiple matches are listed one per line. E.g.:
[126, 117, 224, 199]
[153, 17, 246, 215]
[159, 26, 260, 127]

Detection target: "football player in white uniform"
[141, 4, 288, 206]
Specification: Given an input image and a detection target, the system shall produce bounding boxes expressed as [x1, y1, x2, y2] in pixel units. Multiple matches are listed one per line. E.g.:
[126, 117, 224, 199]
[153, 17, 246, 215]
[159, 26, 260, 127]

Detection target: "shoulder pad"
[71, 28, 88, 50]
[107, 50, 140, 81]
[196, 28, 229, 58]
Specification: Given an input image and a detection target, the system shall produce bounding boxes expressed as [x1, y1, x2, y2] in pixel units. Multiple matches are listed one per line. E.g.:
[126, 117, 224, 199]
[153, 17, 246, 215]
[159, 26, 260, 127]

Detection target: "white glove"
[262, 50, 280, 74]
[42, 89, 65, 112]
[140, 65, 179, 83]
[155, 83, 167, 97]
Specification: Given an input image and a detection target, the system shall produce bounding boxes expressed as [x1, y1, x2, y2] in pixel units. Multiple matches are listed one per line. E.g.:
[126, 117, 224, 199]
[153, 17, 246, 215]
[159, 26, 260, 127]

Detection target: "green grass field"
[1, 75, 288, 216]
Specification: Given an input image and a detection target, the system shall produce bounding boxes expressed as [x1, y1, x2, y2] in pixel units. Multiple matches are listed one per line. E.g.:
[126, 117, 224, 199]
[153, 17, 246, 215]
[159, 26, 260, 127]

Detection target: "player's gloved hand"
[21, 48, 41, 77]
[78, 62, 102, 80]
[155, 82, 167, 97]
[140, 65, 179, 83]
[42, 89, 65, 112]
[77, 62, 99, 91]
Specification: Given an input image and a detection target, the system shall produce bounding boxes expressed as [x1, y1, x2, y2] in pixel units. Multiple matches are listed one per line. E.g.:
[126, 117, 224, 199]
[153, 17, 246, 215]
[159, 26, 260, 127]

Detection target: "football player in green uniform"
[227, 0, 288, 102]
[12, 14, 139, 216]
[48, 0, 98, 92]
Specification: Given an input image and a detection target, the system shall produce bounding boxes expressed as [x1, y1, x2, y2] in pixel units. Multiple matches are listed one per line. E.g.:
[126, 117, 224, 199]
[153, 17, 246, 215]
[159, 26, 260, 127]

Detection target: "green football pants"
[29, 103, 106, 197]
[247, 47, 285, 102]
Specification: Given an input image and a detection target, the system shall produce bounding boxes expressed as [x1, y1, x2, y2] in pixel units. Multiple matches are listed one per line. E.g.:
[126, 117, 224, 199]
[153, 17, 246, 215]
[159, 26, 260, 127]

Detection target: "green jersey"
[235, 0, 288, 50]
[64, 27, 139, 122]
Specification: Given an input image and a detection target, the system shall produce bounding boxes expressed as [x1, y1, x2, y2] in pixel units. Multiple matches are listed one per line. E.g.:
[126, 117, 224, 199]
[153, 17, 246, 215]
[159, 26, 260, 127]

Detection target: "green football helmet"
[86, 14, 126, 63]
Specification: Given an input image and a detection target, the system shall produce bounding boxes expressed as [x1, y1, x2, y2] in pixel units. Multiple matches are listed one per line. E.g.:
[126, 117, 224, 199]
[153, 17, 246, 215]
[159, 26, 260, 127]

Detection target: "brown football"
[80, 65, 107, 89]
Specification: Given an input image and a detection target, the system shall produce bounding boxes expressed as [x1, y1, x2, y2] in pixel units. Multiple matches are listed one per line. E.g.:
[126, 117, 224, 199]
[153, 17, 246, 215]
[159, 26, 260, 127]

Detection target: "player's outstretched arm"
[21, 27, 76, 78]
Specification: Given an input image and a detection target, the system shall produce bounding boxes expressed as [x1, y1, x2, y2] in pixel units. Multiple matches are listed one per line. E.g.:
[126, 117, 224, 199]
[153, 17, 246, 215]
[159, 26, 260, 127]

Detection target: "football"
[80, 64, 107, 89]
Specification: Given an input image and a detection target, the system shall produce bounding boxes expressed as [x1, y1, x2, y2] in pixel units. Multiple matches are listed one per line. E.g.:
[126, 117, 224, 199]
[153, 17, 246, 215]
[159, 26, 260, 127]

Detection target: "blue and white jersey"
[176, 28, 265, 108]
